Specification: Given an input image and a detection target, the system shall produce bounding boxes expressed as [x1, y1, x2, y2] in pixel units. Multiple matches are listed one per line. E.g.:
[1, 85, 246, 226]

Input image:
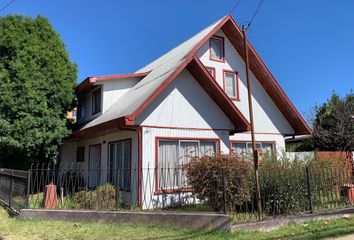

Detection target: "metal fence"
[232, 165, 353, 222]
[0, 163, 353, 222]
[0, 168, 28, 211]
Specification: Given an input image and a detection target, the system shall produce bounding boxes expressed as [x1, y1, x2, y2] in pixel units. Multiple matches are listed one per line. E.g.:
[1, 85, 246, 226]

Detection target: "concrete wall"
[20, 209, 231, 231]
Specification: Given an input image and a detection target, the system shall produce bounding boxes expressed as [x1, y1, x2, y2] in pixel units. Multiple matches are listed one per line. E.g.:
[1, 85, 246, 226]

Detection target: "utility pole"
[242, 24, 262, 219]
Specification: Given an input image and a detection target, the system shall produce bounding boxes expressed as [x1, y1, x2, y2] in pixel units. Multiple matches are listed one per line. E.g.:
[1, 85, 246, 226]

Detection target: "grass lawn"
[2, 207, 354, 239]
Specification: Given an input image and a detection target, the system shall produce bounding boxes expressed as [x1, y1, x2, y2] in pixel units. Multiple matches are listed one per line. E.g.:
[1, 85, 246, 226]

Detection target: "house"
[60, 15, 311, 208]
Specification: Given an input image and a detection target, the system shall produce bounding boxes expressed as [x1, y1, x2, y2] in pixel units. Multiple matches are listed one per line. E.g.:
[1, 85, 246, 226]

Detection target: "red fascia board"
[221, 16, 312, 135]
[69, 116, 136, 140]
[75, 72, 150, 93]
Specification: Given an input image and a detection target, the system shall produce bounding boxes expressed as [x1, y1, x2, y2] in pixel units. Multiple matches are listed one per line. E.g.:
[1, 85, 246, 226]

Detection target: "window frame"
[230, 140, 276, 159]
[209, 35, 225, 62]
[76, 146, 85, 162]
[77, 97, 85, 121]
[222, 69, 240, 101]
[155, 137, 220, 194]
[91, 87, 102, 115]
[205, 66, 216, 80]
[108, 138, 132, 192]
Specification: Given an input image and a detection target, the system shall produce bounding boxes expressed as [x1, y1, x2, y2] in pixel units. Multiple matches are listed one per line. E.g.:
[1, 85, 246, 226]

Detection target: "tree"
[0, 15, 77, 169]
[312, 92, 354, 152]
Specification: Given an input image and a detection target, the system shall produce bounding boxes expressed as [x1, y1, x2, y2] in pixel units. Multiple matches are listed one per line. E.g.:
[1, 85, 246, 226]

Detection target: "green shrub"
[71, 183, 118, 210]
[259, 155, 309, 215]
[184, 154, 253, 212]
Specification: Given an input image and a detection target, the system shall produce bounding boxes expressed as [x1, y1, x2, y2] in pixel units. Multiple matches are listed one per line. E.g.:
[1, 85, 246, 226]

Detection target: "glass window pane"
[158, 141, 178, 190]
[210, 37, 223, 60]
[232, 143, 247, 159]
[200, 141, 216, 156]
[225, 72, 236, 97]
[262, 143, 274, 155]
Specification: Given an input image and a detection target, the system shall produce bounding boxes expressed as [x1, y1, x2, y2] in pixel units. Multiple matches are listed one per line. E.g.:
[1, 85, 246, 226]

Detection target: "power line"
[0, 0, 16, 14]
[229, 0, 243, 14]
[247, 0, 265, 28]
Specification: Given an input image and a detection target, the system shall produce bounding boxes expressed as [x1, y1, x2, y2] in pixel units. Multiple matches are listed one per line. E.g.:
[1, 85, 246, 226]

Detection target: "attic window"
[92, 88, 101, 115]
[223, 70, 239, 100]
[206, 67, 215, 79]
[209, 36, 224, 62]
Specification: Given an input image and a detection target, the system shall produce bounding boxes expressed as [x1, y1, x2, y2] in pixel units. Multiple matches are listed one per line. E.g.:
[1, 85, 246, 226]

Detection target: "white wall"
[136, 69, 234, 130]
[196, 30, 295, 137]
[102, 77, 141, 112]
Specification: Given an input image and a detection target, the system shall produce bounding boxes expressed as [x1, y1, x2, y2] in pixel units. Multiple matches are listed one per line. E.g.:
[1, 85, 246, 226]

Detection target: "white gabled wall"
[136, 69, 234, 130]
[102, 77, 141, 112]
[77, 77, 140, 124]
[196, 30, 295, 136]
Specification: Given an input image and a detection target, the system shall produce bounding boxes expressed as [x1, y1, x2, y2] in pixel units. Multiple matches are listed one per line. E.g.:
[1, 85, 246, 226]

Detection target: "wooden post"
[242, 25, 262, 219]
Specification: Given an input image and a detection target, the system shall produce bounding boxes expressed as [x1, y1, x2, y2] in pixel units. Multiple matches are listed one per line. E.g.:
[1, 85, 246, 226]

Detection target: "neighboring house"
[60, 15, 311, 208]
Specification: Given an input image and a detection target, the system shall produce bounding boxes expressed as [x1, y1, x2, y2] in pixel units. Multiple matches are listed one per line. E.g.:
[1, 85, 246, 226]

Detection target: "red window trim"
[205, 66, 216, 80]
[76, 146, 85, 162]
[222, 69, 240, 101]
[88, 143, 102, 186]
[229, 140, 277, 158]
[108, 138, 132, 192]
[154, 136, 221, 195]
[209, 35, 225, 63]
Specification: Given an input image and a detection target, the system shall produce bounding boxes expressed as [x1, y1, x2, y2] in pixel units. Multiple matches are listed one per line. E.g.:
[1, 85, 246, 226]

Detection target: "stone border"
[232, 207, 354, 231]
[19, 209, 231, 231]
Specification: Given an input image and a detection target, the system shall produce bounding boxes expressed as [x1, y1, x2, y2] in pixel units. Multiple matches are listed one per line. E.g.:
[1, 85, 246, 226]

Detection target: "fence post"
[306, 167, 313, 214]
[222, 168, 228, 214]
[26, 169, 31, 208]
[9, 170, 13, 208]
[115, 186, 120, 210]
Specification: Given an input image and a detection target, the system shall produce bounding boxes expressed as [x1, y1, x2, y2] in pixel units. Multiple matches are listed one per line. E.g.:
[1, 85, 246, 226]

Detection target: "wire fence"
[0, 168, 28, 211]
[0, 162, 353, 222]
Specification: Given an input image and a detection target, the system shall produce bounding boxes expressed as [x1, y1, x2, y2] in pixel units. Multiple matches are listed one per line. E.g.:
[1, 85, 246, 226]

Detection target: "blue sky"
[1, 0, 354, 116]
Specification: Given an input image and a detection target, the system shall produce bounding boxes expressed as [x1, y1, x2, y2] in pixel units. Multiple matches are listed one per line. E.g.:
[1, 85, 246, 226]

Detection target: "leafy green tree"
[312, 91, 354, 151]
[0, 15, 77, 169]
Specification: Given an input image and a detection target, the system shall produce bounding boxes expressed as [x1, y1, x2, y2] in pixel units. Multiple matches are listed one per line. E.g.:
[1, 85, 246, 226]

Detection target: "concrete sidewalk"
[232, 207, 354, 231]
[327, 233, 354, 240]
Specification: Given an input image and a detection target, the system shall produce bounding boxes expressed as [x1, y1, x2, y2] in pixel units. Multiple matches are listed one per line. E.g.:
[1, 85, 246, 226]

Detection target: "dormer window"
[92, 88, 101, 115]
[209, 36, 224, 62]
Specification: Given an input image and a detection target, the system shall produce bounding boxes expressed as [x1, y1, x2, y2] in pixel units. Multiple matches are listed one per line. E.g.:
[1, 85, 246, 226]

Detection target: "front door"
[89, 144, 101, 187]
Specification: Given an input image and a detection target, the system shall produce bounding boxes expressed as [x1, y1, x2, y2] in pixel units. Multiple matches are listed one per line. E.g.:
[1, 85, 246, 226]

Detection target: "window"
[157, 139, 218, 191]
[76, 146, 85, 162]
[231, 142, 275, 160]
[206, 67, 216, 79]
[77, 97, 85, 120]
[209, 36, 224, 61]
[223, 70, 239, 100]
[92, 88, 101, 115]
[109, 139, 131, 191]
